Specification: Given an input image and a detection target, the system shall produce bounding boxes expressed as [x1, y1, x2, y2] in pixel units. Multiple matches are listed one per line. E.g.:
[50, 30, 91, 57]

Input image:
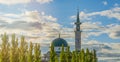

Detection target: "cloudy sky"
[0, 0, 120, 62]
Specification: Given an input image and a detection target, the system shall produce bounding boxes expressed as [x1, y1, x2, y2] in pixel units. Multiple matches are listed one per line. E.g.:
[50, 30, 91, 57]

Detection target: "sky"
[0, 0, 120, 62]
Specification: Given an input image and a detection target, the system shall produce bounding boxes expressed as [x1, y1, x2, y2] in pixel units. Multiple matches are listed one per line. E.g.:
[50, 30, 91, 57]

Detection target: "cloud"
[81, 21, 103, 30]
[0, 10, 60, 43]
[36, 0, 53, 4]
[77, 21, 105, 39]
[0, 0, 53, 5]
[0, 0, 30, 5]
[110, 43, 120, 49]
[0, 10, 57, 25]
[106, 24, 120, 39]
[84, 23, 120, 39]
[71, 7, 120, 21]
[102, 1, 108, 5]
[85, 40, 100, 45]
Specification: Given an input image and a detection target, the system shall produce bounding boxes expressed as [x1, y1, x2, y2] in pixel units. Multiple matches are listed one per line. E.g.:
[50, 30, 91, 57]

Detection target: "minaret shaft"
[75, 31, 81, 50]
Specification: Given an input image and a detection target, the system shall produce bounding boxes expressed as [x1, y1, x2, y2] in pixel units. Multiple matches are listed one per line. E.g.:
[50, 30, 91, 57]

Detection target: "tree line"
[0, 33, 41, 62]
[0, 33, 97, 62]
[50, 44, 97, 62]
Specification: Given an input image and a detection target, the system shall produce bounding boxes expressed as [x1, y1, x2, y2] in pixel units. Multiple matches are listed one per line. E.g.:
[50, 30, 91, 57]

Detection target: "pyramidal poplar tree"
[19, 36, 28, 62]
[0, 33, 10, 62]
[76, 51, 80, 62]
[34, 43, 41, 62]
[92, 49, 97, 62]
[66, 46, 71, 62]
[50, 44, 56, 62]
[60, 45, 66, 62]
[85, 48, 90, 62]
[89, 51, 93, 62]
[10, 34, 19, 62]
[27, 42, 33, 62]
[71, 51, 76, 62]
[81, 49, 85, 62]
[55, 55, 58, 62]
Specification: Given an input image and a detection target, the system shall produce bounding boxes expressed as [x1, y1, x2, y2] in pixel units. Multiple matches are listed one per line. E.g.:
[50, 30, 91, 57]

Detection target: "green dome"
[51, 38, 68, 47]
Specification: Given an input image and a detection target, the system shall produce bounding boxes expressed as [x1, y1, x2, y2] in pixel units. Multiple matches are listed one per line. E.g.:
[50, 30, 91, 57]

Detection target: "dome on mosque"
[51, 37, 68, 47]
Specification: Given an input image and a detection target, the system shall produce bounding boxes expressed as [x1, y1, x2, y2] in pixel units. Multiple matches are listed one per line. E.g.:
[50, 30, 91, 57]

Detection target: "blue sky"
[0, 0, 120, 62]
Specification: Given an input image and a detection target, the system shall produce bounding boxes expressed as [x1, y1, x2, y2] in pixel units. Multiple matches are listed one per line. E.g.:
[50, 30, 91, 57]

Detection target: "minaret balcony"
[75, 22, 81, 25]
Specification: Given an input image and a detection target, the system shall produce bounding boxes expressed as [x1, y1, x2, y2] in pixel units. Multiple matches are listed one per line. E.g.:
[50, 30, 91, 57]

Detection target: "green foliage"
[34, 43, 41, 62]
[66, 46, 71, 62]
[71, 51, 76, 62]
[0, 33, 10, 62]
[60, 45, 66, 62]
[0, 33, 42, 62]
[81, 49, 85, 62]
[85, 48, 90, 62]
[27, 42, 33, 62]
[19, 36, 28, 62]
[50, 44, 56, 62]
[0, 33, 97, 62]
[55, 56, 58, 62]
[10, 34, 19, 62]
[92, 49, 97, 62]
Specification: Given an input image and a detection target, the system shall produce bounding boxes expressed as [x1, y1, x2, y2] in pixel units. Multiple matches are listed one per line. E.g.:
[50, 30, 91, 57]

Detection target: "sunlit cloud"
[71, 7, 120, 21]
[0, 0, 30, 5]
[36, 0, 53, 4]
[0, 10, 60, 43]
[0, 0, 53, 5]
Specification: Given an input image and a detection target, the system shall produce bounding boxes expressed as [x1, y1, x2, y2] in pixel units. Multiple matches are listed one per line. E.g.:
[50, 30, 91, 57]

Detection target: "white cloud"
[0, 10, 60, 43]
[110, 43, 120, 49]
[85, 40, 100, 45]
[0, 0, 53, 5]
[0, 0, 31, 5]
[81, 21, 102, 30]
[106, 24, 120, 39]
[78, 21, 120, 39]
[103, 1, 108, 5]
[36, 0, 53, 4]
[0, 10, 57, 23]
[71, 7, 120, 21]
[78, 21, 105, 39]
[83, 23, 120, 39]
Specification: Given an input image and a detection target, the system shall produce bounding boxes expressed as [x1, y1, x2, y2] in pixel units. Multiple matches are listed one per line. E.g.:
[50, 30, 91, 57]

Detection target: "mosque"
[42, 10, 82, 61]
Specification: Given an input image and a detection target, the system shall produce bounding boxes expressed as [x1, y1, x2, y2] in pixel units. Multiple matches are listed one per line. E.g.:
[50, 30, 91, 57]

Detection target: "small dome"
[51, 38, 68, 47]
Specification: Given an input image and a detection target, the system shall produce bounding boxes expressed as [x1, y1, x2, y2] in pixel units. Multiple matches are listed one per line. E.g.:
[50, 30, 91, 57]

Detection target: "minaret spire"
[77, 8, 80, 22]
[75, 8, 81, 51]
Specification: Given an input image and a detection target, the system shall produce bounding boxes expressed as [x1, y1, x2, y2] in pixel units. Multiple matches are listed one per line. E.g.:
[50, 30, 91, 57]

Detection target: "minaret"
[75, 9, 81, 51]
